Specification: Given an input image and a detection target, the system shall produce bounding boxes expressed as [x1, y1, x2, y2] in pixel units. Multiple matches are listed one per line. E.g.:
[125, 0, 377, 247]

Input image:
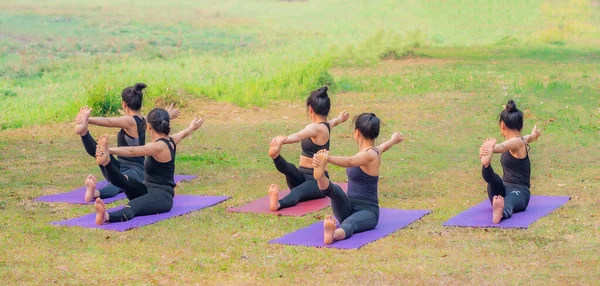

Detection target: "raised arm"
[108, 141, 163, 158]
[328, 110, 350, 128]
[283, 124, 320, 144]
[523, 124, 541, 144]
[88, 116, 135, 129]
[326, 151, 378, 168]
[493, 137, 523, 153]
[170, 117, 205, 145]
[165, 103, 180, 120]
[376, 132, 404, 154]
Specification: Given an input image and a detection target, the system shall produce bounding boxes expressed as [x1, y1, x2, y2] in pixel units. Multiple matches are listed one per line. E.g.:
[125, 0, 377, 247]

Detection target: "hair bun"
[317, 86, 328, 98]
[134, 83, 147, 92]
[506, 99, 517, 112]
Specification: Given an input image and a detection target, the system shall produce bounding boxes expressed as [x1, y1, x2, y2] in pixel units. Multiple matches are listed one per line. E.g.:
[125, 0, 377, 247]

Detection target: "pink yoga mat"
[227, 183, 348, 216]
[34, 175, 197, 204]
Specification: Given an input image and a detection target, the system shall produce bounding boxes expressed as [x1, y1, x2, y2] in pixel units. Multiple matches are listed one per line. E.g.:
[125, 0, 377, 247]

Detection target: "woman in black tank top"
[74, 83, 180, 203]
[90, 108, 204, 225]
[265, 86, 350, 212]
[479, 100, 541, 224]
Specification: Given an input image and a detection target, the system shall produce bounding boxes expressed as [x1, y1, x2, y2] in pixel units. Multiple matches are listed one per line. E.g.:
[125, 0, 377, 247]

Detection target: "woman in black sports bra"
[74, 83, 179, 202]
[311, 113, 404, 244]
[266, 86, 350, 211]
[92, 108, 204, 225]
[479, 100, 541, 224]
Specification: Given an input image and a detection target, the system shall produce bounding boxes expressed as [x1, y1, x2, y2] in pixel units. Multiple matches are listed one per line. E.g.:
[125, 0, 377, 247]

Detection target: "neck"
[125, 108, 141, 116]
[503, 129, 521, 139]
[310, 113, 327, 123]
[151, 132, 168, 141]
[358, 137, 375, 151]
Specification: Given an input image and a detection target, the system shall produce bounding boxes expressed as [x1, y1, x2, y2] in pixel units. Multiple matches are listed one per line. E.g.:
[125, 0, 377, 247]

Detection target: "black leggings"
[103, 161, 173, 222]
[482, 165, 531, 220]
[273, 155, 328, 209]
[81, 132, 143, 198]
[321, 181, 379, 239]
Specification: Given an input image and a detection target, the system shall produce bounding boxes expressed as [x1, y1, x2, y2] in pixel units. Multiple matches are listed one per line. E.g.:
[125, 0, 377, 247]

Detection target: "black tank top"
[144, 137, 176, 188]
[346, 148, 380, 205]
[117, 115, 146, 168]
[500, 138, 531, 188]
[300, 122, 330, 157]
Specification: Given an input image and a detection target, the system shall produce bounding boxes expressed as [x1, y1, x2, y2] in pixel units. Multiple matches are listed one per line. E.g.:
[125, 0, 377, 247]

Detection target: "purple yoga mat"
[52, 195, 229, 231]
[270, 208, 431, 249]
[34, 175, 197, 204]
[443, 195, 570, 228]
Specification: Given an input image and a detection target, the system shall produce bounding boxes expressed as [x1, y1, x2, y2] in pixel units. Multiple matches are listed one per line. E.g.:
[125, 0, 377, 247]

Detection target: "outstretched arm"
[88, 116, 135, 129]
[493, 137, 523, 153]
[327, 151, 378, 168]
[523, 124, 541, 144]
[377, 132, 404, 154]
[283, 124, 320, 144]
[170, 117, 205, 145]
[328, 110, 350, 128]
[109, 141, 163, 157]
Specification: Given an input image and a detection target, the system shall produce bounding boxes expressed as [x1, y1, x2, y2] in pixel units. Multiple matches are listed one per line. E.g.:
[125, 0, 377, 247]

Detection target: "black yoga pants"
[321, 181, 379, 239]
[482, 164, 531, 221]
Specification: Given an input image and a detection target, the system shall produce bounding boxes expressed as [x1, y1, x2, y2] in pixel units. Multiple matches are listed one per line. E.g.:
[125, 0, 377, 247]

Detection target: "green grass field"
[1, 0, 599, 284]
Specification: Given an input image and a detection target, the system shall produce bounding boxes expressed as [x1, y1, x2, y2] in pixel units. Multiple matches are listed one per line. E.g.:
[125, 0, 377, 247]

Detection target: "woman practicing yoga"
[479, 100, 541, 224]
[74, 83, 179, 202]
[312, 113, 404, 244]
[91, 108, 203, 225]
[267, 86, 350, 211]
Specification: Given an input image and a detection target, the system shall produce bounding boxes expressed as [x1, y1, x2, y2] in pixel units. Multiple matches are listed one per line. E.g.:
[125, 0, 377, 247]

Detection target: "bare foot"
[492, 195, 504, 224]
[268, 184, 280, 211]
[74, 106, 92, 135]
[324, 215, 337, 245]
[94, 198, 107, 225]
[313, 149, 329, 180]
[84, 174, 97, 202]
[480, 138, 496, 168]
[268, 136, 286, 159]
[95, 134, 110, 166]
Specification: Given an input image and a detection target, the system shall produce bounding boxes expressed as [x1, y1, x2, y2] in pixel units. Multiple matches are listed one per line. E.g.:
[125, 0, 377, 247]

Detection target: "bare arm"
[328, 110, 350, 128]
[109, 141, 163, 157]
[165, 103, 180, 120]
[376, 132, 405, 154]
[88, 116, 134, 129]
[170, 117, 205, 145]
[493, 137, 523, 153]
[283, 124, 320, 144]
[523, 124, 541, 144]
[328, 151, 377, 168]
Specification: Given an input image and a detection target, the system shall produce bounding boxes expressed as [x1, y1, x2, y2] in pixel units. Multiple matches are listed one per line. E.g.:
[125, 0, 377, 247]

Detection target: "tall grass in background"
[0, 0, 598, 129]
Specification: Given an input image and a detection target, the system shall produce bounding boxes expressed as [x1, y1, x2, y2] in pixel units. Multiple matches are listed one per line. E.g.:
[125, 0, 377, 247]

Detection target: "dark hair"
[499, 99, 523, 131]
[354, 113, 380, 140]
[121, 83, 147, 110]
[147, 108, 171, 135]
[306, 86, 330, 117]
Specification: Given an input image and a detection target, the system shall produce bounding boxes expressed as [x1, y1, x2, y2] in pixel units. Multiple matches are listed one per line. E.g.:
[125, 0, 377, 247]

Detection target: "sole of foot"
[268, 184, 280, 211]
[324, 215, 337, 245]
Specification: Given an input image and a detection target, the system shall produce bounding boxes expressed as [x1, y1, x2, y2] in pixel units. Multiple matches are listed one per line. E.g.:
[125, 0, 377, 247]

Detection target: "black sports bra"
[300, 122, 330, 157]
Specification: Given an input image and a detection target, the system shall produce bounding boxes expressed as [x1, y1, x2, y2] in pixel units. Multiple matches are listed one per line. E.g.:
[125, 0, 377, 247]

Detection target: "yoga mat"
[227, 183, 348, 216]
[270, 208, 431, 249]
[52, 195, 229, 231]
[443, 195, 570, 228]
[34, 175, 198, 204]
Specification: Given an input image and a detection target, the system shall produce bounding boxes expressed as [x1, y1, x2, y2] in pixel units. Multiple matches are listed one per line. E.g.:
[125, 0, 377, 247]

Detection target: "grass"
[1, 0, 600, 284]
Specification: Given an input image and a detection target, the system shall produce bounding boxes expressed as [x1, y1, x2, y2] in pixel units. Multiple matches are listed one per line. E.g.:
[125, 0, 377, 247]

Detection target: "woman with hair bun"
[74, 83, 179, 202]
[311, 113, 404, 244]
[92, 108, 204, 225]
[267, 86, 350, 211]
[479, 99, 541, 224]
